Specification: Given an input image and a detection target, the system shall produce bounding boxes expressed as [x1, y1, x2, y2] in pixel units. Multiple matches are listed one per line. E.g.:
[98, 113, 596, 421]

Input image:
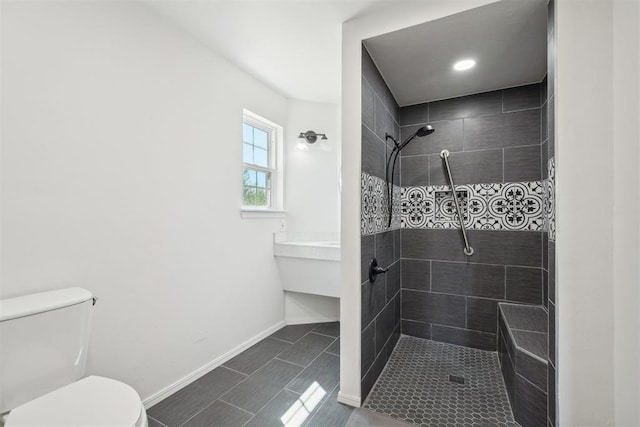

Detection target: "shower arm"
[440, 150, 474, 256]
[386, 151, 400, 228]
[384, 150, 395, 228]
[384, 134, 398, 228]
[385, 145, 402, 229]
[384, 132, 419, 228]
[383, 127, 433, 229]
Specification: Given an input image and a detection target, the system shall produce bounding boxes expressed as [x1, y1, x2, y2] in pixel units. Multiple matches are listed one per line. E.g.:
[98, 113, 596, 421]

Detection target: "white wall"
[283, 100, 341, 325]
[557, 0, 640, 425]
[556, 1, 614, 422]
[284, 291, 339, 325]
[0, 0, 289, 403]
[285, 100, 340, 234]
[613, 1, 640, 424]
[339, 0, 499, 406]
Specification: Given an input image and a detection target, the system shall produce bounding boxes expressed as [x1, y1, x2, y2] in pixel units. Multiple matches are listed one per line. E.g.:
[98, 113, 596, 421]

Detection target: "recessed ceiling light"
[453, 59, 476, 71]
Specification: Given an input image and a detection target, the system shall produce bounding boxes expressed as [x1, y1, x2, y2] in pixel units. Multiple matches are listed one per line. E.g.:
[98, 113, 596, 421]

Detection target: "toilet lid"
[7, 376, 143, 427]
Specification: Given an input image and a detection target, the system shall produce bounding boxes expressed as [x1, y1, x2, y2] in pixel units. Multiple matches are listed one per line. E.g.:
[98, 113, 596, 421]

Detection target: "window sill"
[240, 209, 287, 219]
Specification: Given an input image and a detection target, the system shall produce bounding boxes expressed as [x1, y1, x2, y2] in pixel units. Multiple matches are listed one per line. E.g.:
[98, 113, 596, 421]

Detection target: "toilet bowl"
[6, 376, 147, 427]
[0, 288, 148, 427]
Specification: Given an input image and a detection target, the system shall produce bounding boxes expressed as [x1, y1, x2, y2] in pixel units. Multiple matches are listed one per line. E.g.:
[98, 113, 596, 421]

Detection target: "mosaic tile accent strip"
[361, 170, 555, 236]
[361, 172, 401, 235]
[401, 181, 545, 231]
[434, 189, 469, 227]
[546, 157, 556, 241]
[363, 336, 517, 426]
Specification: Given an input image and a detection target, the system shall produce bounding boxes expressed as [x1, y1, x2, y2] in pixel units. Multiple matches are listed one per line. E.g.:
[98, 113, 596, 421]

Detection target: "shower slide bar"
[440, 150, 474, 256]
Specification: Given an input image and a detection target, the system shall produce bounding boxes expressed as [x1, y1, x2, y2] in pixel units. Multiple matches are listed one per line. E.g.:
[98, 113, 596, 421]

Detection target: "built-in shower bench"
[498, 303, 548, 427]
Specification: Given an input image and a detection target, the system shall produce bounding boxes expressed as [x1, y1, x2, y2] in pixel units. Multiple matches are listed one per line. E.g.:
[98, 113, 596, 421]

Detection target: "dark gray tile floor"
[345, 408, 412, 426]
[363, 336, 519, 426]
[149, 324, 520, 427]
[148, 322, 352, 427]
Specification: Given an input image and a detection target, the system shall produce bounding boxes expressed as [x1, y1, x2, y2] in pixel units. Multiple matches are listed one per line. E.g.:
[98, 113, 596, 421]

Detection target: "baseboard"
[286, 316, 339, 325]
[337, 390, 361, 408]
[142, 320, 287, 408]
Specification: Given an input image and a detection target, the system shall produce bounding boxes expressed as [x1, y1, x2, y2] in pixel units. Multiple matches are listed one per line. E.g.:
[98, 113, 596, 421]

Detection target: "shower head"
[384, 123, 435, 228]
[398, 125, 435, 150]
[415, 125, 435, 137]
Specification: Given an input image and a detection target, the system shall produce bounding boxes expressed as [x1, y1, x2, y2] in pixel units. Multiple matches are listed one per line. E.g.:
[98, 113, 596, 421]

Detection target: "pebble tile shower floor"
[363, 336, 518, 426]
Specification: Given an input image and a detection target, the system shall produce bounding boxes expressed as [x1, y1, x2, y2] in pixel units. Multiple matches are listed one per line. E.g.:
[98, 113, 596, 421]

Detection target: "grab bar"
[440, 150, 474, 256]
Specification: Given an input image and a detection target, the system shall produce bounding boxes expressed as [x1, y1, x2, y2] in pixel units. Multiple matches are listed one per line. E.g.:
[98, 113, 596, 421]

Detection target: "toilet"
[0, 288, 147, 427]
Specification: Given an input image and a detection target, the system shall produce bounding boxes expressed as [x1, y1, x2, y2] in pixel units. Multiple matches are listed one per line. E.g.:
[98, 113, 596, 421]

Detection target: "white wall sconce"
[296, 130, 328, 151]
[298, 130, 328, 144]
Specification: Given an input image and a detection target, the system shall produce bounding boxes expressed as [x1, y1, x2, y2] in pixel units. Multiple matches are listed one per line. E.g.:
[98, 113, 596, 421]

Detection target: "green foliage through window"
[242, 125, 270, 207]
[243, 168, 269, 206]
[242, 115, 277, 209]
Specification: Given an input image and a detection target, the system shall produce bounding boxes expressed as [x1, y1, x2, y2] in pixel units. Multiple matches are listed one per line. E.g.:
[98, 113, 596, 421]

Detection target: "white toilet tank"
[0, 288, 94, 414]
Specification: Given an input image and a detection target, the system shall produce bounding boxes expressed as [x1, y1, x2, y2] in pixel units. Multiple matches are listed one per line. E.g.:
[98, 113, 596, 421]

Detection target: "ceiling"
[363, 0, 547, 106]
[144, 0, 410, 104]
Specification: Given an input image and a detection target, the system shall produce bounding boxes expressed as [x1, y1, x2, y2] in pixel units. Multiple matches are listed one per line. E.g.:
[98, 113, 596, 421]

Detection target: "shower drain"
[364, 338, 517, 425]
[448, 374, 466, 385]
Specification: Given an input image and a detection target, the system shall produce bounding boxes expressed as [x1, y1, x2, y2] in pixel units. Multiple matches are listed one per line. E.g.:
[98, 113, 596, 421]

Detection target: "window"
[242, 110, 283, 213]
[242, 122, 272, 207]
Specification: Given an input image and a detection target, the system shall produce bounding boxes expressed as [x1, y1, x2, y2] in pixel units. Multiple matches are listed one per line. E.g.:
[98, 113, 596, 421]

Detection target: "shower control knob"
[369, 258, 389, 283]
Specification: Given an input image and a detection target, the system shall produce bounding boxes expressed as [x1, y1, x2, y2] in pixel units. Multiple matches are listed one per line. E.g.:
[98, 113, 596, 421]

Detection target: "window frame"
[241, 109, 285, 217]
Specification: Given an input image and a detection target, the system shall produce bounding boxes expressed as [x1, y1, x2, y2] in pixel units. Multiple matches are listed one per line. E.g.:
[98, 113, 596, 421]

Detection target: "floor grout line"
[269, 336, 296, 344]
[308, 330, 339, 339]
[270, 325, 325, 345]
[218, 396, 258, 416]
[220, 365, 251, 377]
[180, 393, 242, 426]
[324, 343, 340, 357]
[148, 416, 169, 427]
[273, 357, 307, 368]
[217, 399, 255, 416]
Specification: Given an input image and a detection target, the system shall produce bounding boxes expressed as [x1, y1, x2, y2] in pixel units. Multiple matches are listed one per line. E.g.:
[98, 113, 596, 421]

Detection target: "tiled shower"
[359, 1, 557, 425]
[397, 81, 546, 350]
[360, 46, 402, 400]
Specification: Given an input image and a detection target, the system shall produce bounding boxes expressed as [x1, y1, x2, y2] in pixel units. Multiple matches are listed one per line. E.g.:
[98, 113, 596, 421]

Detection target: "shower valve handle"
[369, 258, 388, 283]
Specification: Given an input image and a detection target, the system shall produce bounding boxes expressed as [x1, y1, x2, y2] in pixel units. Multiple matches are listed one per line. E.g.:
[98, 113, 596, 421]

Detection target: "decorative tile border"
[361, 165, 556, 236]
[546, 157, 556, 241]
[434, 189, 469, 227]
[401, 182, 545, 231]
[361, 172, 401, 235]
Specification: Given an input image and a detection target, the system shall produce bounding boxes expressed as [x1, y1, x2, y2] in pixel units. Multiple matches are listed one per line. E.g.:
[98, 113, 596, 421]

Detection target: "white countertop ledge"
[240, 209, 287, 219]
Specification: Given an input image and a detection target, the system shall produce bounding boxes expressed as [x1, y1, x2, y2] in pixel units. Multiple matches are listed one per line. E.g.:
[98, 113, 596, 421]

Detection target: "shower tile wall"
[545, 0, 557, 425]
[399, 83, 544, 352]
[360, 46, 401, 401]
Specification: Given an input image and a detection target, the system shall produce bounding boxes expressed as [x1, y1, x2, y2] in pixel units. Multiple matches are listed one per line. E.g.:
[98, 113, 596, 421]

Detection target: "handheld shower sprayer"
[384, 125, 435, 228]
